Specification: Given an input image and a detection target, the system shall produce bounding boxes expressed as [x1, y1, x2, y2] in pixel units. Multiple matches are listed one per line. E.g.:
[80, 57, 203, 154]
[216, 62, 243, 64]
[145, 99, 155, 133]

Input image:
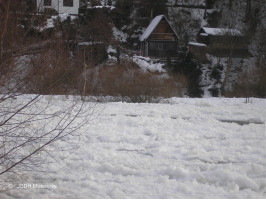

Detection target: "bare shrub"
[28, 40, 82, 95]
[0, 1, 94, 191]
[226, 67, 266, 98]
[81, 61, 187, 102]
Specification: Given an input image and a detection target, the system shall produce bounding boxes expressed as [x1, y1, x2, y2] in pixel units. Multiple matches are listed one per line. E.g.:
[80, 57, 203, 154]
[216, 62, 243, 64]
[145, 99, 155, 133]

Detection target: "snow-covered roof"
[78, 41, 103, 46]
[200, 33, 208, 36]
[188, 42, 207, 47]
[201, 27, 242, 36]
[139, 15, 178, 41]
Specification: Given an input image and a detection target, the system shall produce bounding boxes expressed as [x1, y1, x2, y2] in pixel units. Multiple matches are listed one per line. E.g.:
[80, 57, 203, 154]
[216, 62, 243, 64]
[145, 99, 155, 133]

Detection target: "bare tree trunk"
[116, 45, 120, 64]
[229, 0, 233, 9]
[0, 2, 94, 190]
[221, 57, 232, 95]
[0, 0, 11, 61]
[245, 0, 251, 21]
[221, 37, 235, 95]
[150, 8, 154, 18]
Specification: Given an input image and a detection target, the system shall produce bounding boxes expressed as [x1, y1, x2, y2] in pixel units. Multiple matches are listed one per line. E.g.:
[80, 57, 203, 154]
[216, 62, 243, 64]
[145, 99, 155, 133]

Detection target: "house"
[196, 27, 249, 57]
[139, 15, 179, 58]
[36, 0, 80, 15]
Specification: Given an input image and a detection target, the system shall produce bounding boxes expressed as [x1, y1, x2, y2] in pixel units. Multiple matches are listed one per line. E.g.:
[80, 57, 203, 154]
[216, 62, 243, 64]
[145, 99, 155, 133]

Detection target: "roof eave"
[139, 15, 179, 41]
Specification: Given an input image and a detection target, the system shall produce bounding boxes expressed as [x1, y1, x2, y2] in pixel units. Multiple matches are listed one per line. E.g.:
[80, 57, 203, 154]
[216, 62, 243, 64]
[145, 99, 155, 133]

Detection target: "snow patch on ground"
[132, 56, 166, 73]
[92, 5, 115, 10]
[113, 27, 128, 43]
[39, 13, 76, 32]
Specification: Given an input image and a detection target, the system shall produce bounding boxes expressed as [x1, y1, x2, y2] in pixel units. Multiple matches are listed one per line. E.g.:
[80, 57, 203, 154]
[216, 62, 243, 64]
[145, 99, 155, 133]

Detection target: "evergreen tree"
[112, 0, 133, 28]
[169, 52, 203, 97]
[140, 0, 168, 18]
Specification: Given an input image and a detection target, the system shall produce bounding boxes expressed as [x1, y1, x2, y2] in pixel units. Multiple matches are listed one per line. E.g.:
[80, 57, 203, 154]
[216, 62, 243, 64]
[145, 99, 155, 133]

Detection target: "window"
[164, 43, 176, 50]
[44, 0, 51, 6]
[150, 42, 165, 50]
[63, 0, 73, 7]
[157, 43, 164, 49]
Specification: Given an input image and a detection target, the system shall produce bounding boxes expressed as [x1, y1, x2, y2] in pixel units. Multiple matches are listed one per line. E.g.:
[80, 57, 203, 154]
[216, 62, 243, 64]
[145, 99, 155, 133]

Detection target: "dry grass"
[225, 67, 266, 98]
[81, 61, 187, 102]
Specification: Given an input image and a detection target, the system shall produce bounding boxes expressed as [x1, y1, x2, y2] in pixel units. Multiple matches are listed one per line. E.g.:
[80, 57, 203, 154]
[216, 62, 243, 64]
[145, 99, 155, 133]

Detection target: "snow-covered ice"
[1, 96, 266, 198]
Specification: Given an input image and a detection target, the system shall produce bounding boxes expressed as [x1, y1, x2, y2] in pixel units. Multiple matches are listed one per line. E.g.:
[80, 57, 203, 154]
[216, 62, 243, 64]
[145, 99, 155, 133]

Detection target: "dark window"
[164, 43, 176, 50]
[63, 0, 73, 7]
[44, 0, 51, 6]
[157, 43, 164, 49]
[150, 42, 167, 50]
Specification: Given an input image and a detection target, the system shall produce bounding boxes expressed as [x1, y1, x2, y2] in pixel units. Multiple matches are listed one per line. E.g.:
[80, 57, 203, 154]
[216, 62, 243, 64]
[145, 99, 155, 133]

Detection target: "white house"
[36, 0, 80, 15]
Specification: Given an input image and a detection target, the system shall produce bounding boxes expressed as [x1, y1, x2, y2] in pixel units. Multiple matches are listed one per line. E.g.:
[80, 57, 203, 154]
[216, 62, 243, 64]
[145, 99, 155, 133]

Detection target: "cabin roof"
[140, 15, 178, 42]
[201, 27, 242, 36]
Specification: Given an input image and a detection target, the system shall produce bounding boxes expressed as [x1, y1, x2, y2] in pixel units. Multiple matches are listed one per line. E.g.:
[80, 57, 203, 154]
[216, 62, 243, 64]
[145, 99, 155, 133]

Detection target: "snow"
[168, 0, 206, 7]
[200, 33, 208, 36]
[92, 5, 115, 10]
[113, 27, 128, 43]
[39, 13, 76, 32]
[201, 27, 242, 36]
[52, 13, 77, 22]
[78, 41, 103, 46]
[139, 15, 179, 42]
[200, 54, 257, 97]
[140, 15, 164, 42]
[132, 56, 166, 73]
[87, 0, 115, 10]
[1, 96, 266, 198]
[189, 42, 207, 47]
[107, 45, 116, 54]
[190, 8, 208, 27]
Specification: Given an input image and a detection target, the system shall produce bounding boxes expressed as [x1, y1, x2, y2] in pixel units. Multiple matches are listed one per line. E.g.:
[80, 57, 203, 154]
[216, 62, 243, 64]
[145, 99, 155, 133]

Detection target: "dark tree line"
[164, 52, 203, 98]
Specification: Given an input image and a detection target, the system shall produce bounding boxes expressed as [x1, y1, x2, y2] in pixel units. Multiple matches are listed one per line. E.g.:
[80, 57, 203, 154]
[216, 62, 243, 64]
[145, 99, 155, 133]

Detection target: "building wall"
[189, 44, 207, 63]
[148, 41, 178, 58]
[196, 32, 249, 57]
[208, 35, 248, 50]
[36, 0, 79, 15]
[58, 0, 79, 15]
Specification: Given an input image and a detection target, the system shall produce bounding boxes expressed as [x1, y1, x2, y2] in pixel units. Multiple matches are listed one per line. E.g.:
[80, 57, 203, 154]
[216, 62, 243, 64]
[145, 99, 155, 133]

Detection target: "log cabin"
[139, 15, 179, 58]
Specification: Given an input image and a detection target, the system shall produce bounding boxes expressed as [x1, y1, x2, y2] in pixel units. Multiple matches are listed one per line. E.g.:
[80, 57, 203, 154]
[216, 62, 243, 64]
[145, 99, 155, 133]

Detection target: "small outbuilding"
[188, 42, 207, 63]
[139, 15, 179, 58]
[196, 27, 249, 57]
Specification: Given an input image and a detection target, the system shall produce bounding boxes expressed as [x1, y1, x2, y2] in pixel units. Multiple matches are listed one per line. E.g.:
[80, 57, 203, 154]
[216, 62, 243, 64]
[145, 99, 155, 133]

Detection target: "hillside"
[0, 0, 265, 99]
[83, 0, 266, 98]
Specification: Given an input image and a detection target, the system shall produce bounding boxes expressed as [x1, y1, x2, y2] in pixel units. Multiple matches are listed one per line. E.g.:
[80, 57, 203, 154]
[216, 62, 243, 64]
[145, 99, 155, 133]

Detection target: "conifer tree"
[140, 0, 168, 18]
